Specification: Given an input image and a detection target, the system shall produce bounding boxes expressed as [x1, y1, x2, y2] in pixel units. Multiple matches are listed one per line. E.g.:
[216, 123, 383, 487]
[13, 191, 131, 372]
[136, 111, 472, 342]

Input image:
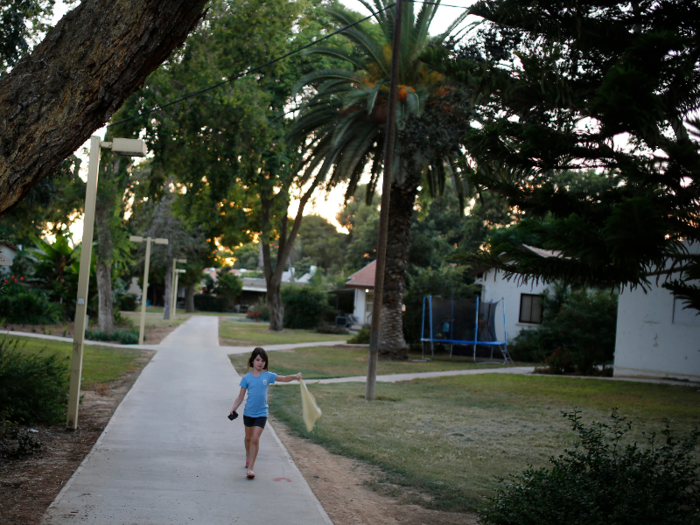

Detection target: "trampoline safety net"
[420, 296, 514, 364]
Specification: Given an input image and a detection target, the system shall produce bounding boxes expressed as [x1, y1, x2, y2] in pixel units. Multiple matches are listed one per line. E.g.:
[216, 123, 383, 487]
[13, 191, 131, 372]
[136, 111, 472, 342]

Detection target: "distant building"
[0, 242, 18, 272]
[345, 260, 376, 324]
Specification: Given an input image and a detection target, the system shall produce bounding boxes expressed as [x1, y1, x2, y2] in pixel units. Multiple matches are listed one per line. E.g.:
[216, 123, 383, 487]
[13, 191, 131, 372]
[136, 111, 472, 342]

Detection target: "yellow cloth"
[299, 379, 322, 432]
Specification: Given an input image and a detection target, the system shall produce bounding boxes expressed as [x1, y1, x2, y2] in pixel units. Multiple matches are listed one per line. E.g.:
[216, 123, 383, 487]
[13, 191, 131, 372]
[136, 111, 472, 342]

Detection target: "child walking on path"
[230, 347, 301, 479]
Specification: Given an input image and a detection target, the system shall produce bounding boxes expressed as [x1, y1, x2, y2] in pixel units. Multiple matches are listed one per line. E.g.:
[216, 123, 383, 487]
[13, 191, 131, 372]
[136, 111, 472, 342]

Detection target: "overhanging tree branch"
[0, 0, 208, 215]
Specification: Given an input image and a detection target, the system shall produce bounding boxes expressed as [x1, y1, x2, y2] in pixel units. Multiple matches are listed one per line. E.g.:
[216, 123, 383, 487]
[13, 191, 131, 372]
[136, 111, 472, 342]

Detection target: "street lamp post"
[173, 268, 186, 316]
[67, 136, 147, 430]
[130, 235, 169, 344]
[168, 258, 187, 318]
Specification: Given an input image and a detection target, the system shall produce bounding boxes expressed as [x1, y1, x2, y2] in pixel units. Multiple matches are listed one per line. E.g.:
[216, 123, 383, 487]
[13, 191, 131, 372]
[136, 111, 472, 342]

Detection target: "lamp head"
[129, 235, 144, 243]
[154, 238, 169, 245]
[111, 138, 147, 157]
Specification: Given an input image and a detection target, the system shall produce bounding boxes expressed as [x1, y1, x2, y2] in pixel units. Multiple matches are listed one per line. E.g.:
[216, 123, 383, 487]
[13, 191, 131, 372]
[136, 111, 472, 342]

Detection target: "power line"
[108, 3, 397, 129]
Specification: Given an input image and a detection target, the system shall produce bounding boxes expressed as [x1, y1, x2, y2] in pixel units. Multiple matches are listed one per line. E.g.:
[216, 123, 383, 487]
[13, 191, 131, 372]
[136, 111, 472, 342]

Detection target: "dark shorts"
[243, 415, 267, 429]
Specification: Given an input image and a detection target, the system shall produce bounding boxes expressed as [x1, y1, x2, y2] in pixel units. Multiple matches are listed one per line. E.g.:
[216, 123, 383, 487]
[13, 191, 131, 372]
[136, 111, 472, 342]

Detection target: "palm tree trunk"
[378, 177, 421, 359]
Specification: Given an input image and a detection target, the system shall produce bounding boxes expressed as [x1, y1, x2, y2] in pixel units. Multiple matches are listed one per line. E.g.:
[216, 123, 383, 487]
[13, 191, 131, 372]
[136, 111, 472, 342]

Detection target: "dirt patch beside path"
[270, 416, 478, 525]
[0, 350, 155, 525]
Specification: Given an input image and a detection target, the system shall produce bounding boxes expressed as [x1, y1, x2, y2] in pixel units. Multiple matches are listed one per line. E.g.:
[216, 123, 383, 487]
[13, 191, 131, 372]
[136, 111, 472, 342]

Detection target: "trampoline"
[420, 295, 513, 364]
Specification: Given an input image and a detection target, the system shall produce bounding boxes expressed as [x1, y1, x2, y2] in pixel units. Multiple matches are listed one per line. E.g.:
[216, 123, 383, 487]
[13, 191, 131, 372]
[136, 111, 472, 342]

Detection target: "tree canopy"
[424, 0, 700, 311]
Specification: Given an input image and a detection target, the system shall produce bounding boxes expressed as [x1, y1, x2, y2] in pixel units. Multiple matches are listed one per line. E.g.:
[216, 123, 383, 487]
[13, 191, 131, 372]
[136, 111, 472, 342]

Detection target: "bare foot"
[246, 470, 255, 479]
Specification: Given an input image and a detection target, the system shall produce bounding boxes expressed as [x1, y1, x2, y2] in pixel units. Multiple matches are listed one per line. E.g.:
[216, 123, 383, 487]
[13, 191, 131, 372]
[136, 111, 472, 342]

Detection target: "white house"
[345, 260, 376, 324]
[0, 242, 18, 272]
[613, 243, 700, 382]
[474, 245, 556, 343]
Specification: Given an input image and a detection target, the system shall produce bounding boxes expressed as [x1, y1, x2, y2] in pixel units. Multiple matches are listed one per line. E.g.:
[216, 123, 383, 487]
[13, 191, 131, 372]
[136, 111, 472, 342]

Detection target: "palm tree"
[288, 0, 468, 358]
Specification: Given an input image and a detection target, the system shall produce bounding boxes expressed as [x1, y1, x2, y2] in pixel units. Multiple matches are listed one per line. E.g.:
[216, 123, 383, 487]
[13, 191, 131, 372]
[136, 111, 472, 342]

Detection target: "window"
[672, 298, 700, 326]
[519, 294, 543, 324]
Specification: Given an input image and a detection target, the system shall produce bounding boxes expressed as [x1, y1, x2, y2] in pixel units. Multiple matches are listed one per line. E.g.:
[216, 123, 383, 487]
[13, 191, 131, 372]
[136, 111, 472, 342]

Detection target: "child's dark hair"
[248, 347, 269, 370]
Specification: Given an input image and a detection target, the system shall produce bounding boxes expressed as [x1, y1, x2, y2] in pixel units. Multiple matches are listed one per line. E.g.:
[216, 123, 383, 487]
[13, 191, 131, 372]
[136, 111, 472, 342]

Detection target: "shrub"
[215, 271, 243, 308]
[0, 336, 69, 424]
[193, 294, 230, 312]
[479, 409, 700, 525]
[281, 285, 335, 329]
[0, 278, 62, 324]
[246, 299, 270, 322]
[510, 284, 617, 374]
[117, 293, 138, 311]
[348, 328, 370, 344]
[315, 324, 349, 334]
[0, 410, 44, 458]
[85, 328, 140, 345]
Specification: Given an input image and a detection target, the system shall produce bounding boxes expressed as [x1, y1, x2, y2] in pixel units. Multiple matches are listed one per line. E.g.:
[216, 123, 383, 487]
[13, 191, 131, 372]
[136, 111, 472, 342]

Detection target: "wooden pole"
[366, 0, 403, 401]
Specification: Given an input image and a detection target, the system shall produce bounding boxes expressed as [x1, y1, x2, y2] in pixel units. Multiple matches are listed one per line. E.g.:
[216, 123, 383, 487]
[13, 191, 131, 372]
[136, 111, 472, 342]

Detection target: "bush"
[281, 285, 335, 329]
[348, 328, 370, 344]
[315, 324, 349, 334]
[479, 409, 700, 525]
[0, 336, 69, 424]
[84, 328, 140, 345]
[246, 299, 270, 322]
[0, 410, 44, 458]
[0, 279, 61, 324]
[117, 293, 138, 312]
[193, 294, 230, 312]
[215, 271, 243, 308]
[509, 284, 617, 374]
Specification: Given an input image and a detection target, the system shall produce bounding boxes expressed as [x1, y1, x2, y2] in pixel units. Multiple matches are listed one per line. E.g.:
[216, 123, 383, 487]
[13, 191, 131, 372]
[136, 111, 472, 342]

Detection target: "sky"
[48, 0, 476, 243]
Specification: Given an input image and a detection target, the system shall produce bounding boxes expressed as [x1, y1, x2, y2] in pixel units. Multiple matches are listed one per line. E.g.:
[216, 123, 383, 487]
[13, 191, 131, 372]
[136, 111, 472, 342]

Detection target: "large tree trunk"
[0, 0, 208, 215]
[260, 182, 318, 332]
[267, 281, 284, 331]
[95, 204, 114, 333]
[163, 262, 173, 319]
[185, 285, 195, 313]
[94, 156, 120, 333]
[378, 177, 421, 360]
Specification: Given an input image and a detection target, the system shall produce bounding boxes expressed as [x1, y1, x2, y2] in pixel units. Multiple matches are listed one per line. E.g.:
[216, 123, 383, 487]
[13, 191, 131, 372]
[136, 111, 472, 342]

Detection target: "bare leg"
[247, 426, 264, 477]
[244, 425, 252, 467]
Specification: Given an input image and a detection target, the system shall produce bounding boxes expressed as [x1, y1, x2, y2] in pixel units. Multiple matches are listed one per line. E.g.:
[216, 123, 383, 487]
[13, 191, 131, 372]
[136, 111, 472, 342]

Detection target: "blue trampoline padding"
[420, 339, 507, 345]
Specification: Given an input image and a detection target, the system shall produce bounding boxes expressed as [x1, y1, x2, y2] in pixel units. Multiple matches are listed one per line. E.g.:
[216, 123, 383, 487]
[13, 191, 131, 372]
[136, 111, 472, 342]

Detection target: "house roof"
[345, 260, 376, 289]
[471, 244, 565, 276]
[518, 244, 563, 259]
[241, 277, 267, 293]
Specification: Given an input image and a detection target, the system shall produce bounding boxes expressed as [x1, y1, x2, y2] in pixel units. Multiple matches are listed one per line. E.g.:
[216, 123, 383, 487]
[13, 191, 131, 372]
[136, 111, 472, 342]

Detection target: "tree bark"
[261, 180, 319, 332]
[378, 176, 421, 359]
[163, 262, 173, 319]
[185, 284, 195, 313]
[94, 156, 120, 333]
[0, 0, 208, 215]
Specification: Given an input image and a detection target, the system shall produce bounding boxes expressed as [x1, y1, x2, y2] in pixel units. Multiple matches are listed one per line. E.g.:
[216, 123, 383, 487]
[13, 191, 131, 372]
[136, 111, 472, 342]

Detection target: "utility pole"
[168, 258, 187, 319]
[130, 236, 169, 344]
[366, 0, 403, 401]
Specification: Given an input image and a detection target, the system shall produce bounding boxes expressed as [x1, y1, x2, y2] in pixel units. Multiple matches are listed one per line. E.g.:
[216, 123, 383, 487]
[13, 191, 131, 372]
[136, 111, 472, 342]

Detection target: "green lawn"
[120, 311, 191, 327]
[219, 319, 349, 346]
[229, 346, 522, 378]
[7, 335, 145, 388]
[138, 306, 241, 317]
[269, 374, 700, 512]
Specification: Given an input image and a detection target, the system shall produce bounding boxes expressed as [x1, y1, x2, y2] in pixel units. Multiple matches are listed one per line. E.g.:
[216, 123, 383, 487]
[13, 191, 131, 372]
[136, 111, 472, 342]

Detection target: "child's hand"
[296, 372, 302, 380]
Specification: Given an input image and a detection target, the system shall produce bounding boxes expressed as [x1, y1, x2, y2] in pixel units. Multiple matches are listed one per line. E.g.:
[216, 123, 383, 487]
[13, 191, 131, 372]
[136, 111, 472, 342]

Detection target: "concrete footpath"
[43, 316, 332, 525]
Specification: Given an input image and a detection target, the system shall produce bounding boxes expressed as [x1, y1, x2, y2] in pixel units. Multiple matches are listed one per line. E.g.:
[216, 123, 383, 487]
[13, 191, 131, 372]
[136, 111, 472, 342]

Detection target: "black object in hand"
[228, 411, 238, 421]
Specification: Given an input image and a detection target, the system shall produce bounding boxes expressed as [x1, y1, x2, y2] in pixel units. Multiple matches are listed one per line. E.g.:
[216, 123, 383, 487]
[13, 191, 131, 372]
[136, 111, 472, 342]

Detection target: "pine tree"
[423, 0, 700, 312]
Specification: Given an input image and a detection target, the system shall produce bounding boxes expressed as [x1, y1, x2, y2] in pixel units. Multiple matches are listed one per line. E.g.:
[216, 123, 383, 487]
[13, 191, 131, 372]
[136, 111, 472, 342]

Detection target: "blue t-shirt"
[240, 371, 277, 417]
